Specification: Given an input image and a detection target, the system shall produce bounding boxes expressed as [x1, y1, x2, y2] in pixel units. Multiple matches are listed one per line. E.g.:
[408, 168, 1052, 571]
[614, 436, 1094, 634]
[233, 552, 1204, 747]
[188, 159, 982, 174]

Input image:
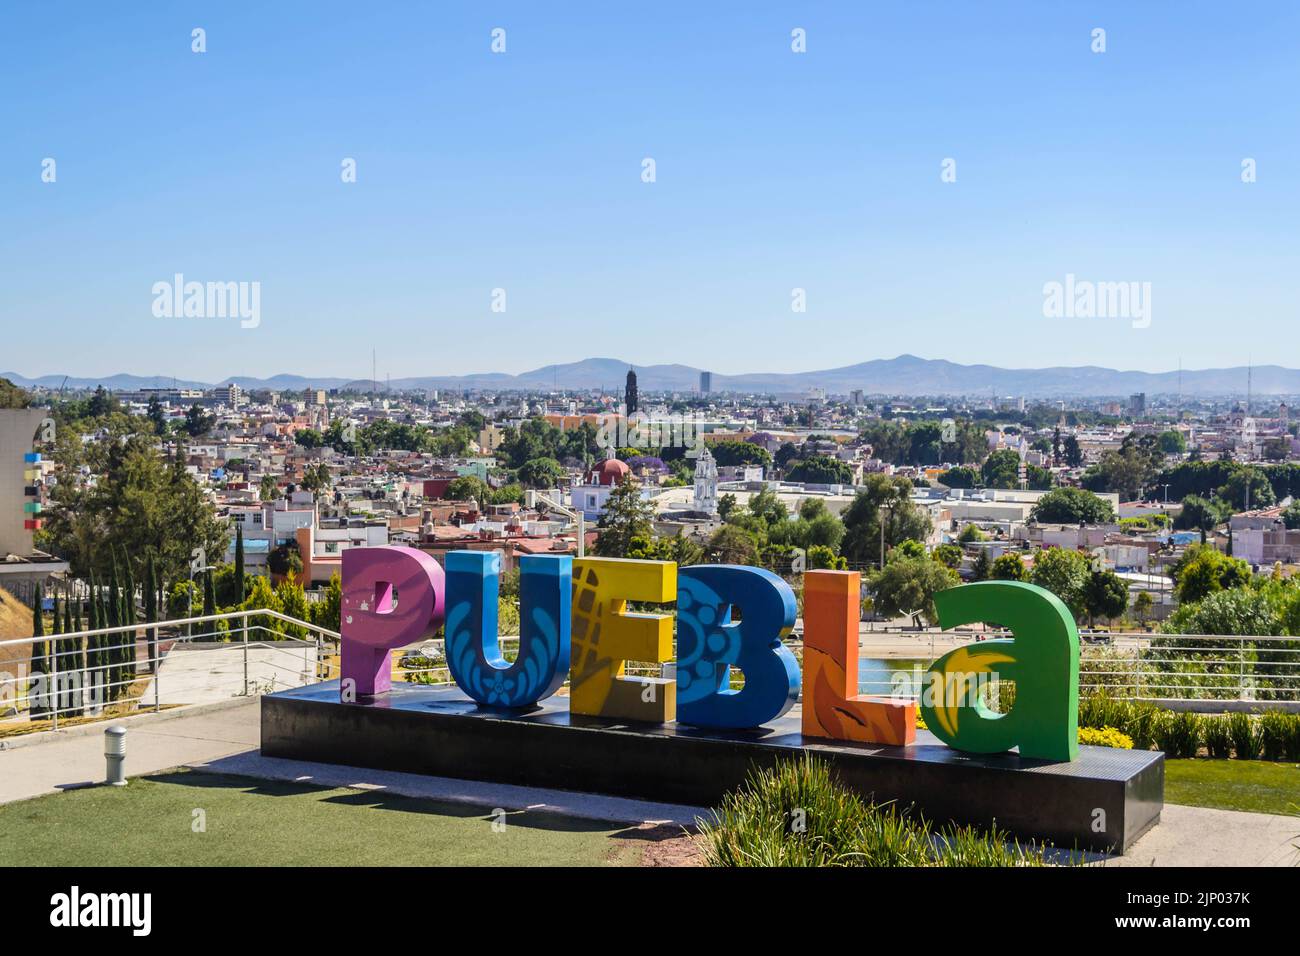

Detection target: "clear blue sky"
[2, 2, 1297, 382]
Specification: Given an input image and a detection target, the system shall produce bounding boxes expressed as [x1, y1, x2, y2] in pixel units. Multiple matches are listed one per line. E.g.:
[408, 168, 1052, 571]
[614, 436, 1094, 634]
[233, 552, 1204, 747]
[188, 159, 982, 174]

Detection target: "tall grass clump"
[1228, 712, 1262, 760]
[696, 756, 1049, 867]
[1151, 710, 1201, 758]
[1258, 710, 1298, 761]
[1078, 693, 1161, 750]
[1202, 715, 1232, 759]
[1285, 713, 1300, 762]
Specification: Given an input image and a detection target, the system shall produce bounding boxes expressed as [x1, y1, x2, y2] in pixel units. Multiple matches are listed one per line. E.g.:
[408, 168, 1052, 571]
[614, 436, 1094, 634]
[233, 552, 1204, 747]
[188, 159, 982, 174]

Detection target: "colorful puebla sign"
[339, 548, 1080, 762]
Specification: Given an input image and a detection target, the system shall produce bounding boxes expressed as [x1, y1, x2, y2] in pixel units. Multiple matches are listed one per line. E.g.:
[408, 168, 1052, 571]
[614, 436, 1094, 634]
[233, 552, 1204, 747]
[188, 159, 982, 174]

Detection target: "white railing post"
[153, 628, 161, 713]
[242, 613, 250, 696]
[49, 639, 59, 732]
[1238, 637, 1247, 701]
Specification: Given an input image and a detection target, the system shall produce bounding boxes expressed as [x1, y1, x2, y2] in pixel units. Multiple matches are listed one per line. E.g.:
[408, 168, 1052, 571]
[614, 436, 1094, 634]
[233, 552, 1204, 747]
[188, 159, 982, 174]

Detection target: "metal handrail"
[0, 608, 340, 649]
[1, 609, 340, 733]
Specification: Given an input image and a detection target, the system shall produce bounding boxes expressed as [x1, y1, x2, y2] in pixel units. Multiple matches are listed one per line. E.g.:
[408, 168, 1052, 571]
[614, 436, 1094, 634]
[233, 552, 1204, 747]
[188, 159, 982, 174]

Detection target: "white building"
[692, 446, 718, 515]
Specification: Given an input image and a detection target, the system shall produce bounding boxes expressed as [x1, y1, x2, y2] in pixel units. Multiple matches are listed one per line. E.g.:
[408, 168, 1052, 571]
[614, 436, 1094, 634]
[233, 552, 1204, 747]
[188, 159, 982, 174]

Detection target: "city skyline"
[3, 4, 1297, 379]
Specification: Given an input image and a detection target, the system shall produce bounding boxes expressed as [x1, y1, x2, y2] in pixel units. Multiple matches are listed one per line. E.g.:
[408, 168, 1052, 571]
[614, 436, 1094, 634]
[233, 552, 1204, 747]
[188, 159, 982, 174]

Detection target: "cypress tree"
[121, 548, 137, 682]
[72, 592, 86, 716]
[235, 524, 246, 603]
[87, 573, 102, 710]
[144, 552, 158, 673]
[100, 583, 112, 700]
[50, 594, 62, 718]
[29, 584, 47, 719]
[203, 570, 217, 640]
[59, 598, 75, 717]
[108, 560, 121, 699]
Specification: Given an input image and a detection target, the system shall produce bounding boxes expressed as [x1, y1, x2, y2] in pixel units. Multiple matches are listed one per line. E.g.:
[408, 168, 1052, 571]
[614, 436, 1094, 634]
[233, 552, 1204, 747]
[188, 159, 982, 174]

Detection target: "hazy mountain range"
[2, 355, 1290, 398]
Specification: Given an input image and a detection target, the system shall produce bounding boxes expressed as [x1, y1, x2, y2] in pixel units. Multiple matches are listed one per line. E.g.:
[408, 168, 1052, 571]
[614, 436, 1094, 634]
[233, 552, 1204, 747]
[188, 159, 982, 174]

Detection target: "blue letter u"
[444, 551, 572, 708]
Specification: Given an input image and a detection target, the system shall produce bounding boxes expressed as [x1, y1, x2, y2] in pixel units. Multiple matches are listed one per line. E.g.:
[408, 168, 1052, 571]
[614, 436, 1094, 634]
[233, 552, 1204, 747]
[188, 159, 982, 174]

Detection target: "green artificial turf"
[1164, 758, 1300, 816]
[0, 770, 650, 867]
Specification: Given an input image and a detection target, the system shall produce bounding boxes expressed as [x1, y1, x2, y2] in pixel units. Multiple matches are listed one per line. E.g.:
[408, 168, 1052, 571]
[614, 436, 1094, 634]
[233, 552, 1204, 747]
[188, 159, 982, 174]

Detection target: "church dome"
[591, 457, 630, 486]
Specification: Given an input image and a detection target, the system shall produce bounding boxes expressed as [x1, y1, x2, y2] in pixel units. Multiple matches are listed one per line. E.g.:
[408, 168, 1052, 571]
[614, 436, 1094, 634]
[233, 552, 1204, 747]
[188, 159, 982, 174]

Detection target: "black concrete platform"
[262, 681, 1164, 854]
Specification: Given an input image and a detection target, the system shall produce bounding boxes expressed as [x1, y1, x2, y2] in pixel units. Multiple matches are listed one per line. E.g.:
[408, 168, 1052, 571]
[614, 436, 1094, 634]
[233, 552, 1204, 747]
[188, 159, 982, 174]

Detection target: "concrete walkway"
[138, 643, 318, 706]
[1103, 804, 1298, 867]
[0, 699, 260, 803]
[0, 700, 1296, 866]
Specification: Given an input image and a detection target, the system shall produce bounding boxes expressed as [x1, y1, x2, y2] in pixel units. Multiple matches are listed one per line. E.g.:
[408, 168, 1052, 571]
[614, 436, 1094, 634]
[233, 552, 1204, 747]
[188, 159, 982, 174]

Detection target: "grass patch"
[1164, 758, 1300, 816]
[0, 769, 651, 867]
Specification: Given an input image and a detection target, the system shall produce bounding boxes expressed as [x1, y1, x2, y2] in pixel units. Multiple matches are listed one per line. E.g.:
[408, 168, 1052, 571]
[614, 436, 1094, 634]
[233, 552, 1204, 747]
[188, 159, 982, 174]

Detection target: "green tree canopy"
[516, 456, 567, 489]
[1083, 569, 1129, 624]
[932, 543, 963, 569]
[592, 477, 655, 558]
[980, 449, 1022, 489]
[0, 377, 32, 408]
[1162, 587, 1285, 637]
[1029, 548, 1092, 618]
[1174, 494, 1228, 534]
[990, 552, 1029, 581]
[785, 455, 853, 485]
[704, 524, 759, 565]
[1029, 487, 1116, 525]
[868, 557, 960, 624]
[1157, 430, 1187, 455]
[445, 475, 491, 504]
[1171, 545, 1252, 604]
[1217, 468, 1275, 511]
[840, 475, 931, 568]
[42, 434, 229, 586]
[938, 466, 978, 489]
[710, 441, 772, 468]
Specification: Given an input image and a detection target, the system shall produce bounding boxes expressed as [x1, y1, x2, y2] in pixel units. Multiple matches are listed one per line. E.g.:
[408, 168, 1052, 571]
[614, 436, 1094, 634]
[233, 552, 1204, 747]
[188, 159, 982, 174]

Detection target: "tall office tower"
[699, 370, 712, 394]
[625, 367, 638, 414]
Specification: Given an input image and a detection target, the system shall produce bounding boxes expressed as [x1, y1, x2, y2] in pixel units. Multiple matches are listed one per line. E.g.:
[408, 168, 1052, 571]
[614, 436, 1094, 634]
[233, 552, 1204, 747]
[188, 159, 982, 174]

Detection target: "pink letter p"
[340, 546, 445, 698]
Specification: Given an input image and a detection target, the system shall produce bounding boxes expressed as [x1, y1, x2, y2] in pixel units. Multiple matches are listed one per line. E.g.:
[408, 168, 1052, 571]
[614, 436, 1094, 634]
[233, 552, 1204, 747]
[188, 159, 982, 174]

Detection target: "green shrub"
[1202, 716, 1232, 759]
[1287, 714, 1300, 762]
[1078, 694, 1163, 749]
[1078, 693, 1121, 730]
[1125, 701, 1163, 751]
[1078, 726, 1134, 749]
[1152, 710, 1201, 758]
[1258, 710, 1297, 761]
[1228, 712, 1261, 760]
[697, 756, 1049, 867]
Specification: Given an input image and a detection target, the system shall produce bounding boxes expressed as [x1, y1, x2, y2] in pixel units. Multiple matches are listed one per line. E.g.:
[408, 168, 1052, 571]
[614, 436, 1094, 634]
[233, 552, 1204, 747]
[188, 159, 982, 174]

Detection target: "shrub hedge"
[1077, 693, 1300, 761]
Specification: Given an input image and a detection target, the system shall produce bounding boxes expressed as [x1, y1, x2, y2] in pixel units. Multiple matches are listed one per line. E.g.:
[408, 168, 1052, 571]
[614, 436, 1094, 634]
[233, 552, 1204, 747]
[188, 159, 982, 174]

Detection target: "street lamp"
[525, 490, 586, 558]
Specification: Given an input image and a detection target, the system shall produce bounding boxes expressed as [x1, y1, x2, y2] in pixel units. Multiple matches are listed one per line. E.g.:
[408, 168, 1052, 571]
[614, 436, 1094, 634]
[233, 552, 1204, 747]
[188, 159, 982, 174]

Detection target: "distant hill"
[218, 374, 355, 391]
[2, 372, 353, 392]
[337, 355, 1291, 398]
[0, 373, 210, 391]
[5, 355, 1294, 398]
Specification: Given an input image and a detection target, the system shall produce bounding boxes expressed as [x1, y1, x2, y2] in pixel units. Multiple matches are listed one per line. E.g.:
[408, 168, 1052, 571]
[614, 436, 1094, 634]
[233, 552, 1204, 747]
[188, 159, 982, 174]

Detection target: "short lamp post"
[104, 725, 127, 786]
